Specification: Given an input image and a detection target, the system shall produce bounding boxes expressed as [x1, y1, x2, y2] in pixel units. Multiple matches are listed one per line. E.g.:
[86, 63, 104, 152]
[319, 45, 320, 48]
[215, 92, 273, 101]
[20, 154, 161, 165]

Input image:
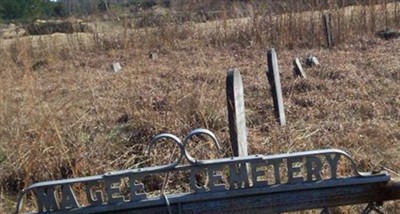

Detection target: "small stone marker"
[111, 62, 122, 72]
[226, 68, 248, 157]
[305, 55, 320, 67]
[266, 49, 286, 126]
[293, 58, 306, 78]
[149, 51, 158, 60]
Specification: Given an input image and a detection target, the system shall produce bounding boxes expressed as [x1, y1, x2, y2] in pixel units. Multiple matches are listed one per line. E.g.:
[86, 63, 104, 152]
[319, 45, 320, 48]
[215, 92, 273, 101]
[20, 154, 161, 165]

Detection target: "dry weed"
[1, 0, 400, 213]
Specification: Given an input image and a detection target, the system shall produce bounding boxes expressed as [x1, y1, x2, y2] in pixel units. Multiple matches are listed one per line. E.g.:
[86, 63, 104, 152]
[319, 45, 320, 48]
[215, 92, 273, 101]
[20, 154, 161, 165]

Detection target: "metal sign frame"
[15, 129, 398, 214]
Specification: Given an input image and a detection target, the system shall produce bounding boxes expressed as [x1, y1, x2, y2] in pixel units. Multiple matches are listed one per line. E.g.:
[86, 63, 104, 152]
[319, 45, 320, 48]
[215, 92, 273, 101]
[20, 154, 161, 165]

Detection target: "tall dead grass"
[1, 0, 400, 213]
[118, 0, 400, 49]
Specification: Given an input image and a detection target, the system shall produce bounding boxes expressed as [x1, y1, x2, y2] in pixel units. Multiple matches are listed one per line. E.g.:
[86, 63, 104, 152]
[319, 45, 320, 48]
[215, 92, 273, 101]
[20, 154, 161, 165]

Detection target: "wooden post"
[323, 13, 333, 49]
[266, 49, 286, 126]
[226, 68, 248, 157]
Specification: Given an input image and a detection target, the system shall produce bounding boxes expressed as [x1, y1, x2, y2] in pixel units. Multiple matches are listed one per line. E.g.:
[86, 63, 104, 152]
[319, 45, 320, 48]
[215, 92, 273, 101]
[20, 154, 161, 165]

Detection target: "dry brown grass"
[1, 0, 400, 213]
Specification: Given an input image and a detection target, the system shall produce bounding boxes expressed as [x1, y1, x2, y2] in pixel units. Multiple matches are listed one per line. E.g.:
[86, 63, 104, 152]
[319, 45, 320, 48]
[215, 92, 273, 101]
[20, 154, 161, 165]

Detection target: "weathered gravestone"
[266, 49, 286, 126]
[293, 58, 306, 78]
[226, 68, 248, 157]
[305, 55, 320, 67]
[111, 62, 122, 72]
[149, 51, 158, 61]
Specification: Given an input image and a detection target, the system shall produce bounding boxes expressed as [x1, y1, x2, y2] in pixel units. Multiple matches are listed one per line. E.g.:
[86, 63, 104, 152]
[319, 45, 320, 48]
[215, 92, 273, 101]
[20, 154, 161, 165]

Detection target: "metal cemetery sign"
[16, 129, 397, 214]
[226, 68, 248, 157]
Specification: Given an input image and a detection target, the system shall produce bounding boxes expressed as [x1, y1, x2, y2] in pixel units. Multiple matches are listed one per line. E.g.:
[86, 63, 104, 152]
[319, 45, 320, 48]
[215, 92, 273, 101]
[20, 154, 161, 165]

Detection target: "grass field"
[1, 1, 400, 213]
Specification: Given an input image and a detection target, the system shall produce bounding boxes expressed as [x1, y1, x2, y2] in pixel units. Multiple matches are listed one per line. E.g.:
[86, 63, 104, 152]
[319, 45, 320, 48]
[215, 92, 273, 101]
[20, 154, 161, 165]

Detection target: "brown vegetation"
[1, 0, 400, 213]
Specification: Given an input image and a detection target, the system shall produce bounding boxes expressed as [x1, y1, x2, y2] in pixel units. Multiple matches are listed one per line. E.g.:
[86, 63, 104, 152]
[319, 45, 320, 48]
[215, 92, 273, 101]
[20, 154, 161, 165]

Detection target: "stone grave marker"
[293, 58, 306, 78]
[226, 68, 248, 157]
[149, 51, 158, 60]
[111, 62, 122, 72]
[267, 49, 286, 126]
[305, 55, 320, 67]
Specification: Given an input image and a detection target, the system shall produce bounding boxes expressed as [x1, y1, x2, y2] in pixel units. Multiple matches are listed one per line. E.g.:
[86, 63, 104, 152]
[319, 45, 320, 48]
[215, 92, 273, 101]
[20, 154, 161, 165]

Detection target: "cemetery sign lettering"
[16, 130, 391, 213]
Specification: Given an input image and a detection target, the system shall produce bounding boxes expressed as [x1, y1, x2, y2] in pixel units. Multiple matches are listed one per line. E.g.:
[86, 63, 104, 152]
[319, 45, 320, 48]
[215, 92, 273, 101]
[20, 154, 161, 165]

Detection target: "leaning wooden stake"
[266, 49, 286, 126]
[226, 68, 248, 157]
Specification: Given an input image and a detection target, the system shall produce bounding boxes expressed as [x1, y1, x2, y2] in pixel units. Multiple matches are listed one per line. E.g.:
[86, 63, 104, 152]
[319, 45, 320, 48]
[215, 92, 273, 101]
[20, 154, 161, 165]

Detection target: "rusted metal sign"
[16, 129, 398, 214]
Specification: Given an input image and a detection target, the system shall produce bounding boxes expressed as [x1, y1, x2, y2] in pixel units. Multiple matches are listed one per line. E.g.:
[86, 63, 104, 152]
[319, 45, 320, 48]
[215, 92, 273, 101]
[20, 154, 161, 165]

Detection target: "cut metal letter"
[105, 177, 125, 204]
[208, 165, 226, 192]
[287, 157, 304, 183]
[85, 181, 104, 206]
[325, 154, 341, 179]
[268, 159, 283, 185]
[306, 156, 323, 181]
[34, 186, 60, 213]
[251, 161, 269, 187]
[190, 168, 207, 192]
[229, 163, 250, 189]
[129, 176, 148, 202]
[60, 185, 79, 210]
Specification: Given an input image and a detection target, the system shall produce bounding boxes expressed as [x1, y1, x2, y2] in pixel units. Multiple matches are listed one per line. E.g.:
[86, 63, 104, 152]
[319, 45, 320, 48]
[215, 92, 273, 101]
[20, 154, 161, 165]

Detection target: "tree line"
[0, 0, 172, 23]
[0, 0, 125, 23]
[0, 0, 67, 22]
[1, 0, 387, 23]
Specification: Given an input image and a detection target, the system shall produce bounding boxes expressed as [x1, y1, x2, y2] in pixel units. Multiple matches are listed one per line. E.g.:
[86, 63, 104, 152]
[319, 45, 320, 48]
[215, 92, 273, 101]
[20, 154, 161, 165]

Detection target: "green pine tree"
[0, 0, 57, 22]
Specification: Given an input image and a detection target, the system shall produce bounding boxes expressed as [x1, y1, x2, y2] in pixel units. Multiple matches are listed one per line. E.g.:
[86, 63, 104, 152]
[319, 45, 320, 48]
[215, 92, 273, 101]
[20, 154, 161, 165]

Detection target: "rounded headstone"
[226, 68, 248, 157]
